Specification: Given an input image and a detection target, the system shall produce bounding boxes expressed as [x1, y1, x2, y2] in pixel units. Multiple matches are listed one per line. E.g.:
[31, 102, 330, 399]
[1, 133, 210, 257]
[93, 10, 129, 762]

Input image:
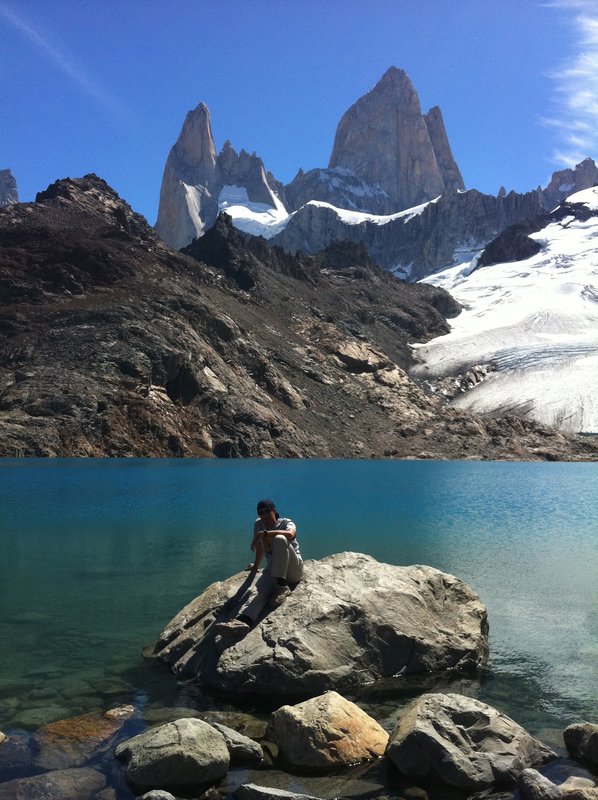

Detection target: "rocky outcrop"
[269, 691, 388, 771]
[284, 167, 395, 215]
[386, 693, 556, 790]
[1, 174, 596, 460]
[543, 158, 598, 211]
[0, 170, 18, 207]
[152, 553, 489, 697]
[328, 67, 452, 209]
[114, 718, 230, 793]
[424, 106, 465, 194]
[155, 103, 220, 248]
[155, 104, 279, 250]
[273, 186, 546, 280]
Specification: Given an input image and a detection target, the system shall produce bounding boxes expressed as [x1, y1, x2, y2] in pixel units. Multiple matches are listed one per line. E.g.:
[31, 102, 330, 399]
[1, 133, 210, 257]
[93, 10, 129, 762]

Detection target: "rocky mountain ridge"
[0, 169, 18, 207]
[155, 68, 598, 278]
[1, 174, 595, 459]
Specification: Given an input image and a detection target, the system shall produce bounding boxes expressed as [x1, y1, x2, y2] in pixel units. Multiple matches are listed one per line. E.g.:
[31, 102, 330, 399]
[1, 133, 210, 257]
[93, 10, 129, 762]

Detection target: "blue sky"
[1, 0, 597, 224]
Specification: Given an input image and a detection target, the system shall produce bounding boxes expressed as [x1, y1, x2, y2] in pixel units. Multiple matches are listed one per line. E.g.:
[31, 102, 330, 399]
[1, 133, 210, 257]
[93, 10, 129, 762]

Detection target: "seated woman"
[215, 499, 303, 637]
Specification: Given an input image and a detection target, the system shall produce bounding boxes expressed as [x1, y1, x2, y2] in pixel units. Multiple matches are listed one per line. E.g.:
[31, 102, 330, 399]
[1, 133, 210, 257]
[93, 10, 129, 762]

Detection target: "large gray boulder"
[153, 552, 488, 698]
[386, 693, 556, 790]
[114, 718, 229, 793]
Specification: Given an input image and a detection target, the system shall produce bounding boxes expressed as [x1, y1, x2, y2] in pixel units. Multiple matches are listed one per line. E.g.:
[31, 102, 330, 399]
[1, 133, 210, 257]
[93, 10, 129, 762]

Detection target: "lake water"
[1, 459, 597, 792]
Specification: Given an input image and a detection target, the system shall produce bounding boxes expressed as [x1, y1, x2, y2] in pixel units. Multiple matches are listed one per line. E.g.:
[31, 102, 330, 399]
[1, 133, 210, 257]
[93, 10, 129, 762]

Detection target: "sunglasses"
[258, 508, 274, 516]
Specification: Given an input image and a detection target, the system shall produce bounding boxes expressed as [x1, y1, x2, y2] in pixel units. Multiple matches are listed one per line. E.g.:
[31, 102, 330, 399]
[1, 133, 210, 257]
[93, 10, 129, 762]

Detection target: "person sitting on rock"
[215, 499, 303, 637]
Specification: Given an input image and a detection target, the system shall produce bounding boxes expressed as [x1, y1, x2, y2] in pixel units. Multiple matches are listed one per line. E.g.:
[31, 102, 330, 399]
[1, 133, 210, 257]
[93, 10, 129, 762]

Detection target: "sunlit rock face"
[155, 104, 280, 250]
[329, 67, 463, 209]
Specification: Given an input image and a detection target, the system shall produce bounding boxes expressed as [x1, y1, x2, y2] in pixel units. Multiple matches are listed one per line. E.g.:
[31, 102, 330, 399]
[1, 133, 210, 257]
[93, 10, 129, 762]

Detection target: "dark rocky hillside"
[0, 174, 596, 459]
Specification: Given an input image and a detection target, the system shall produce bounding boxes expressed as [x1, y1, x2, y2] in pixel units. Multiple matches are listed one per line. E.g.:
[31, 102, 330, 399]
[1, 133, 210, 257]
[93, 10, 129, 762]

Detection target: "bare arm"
[246, 531, 266, 571]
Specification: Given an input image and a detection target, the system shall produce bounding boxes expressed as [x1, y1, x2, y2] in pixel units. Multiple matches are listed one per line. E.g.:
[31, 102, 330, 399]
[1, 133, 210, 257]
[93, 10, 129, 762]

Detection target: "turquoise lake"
[1, 459, 597, 779]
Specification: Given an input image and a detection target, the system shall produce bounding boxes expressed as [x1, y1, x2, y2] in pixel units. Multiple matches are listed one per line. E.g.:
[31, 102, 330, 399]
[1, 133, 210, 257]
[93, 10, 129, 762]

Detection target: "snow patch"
[566, 186, 598, 210]
[304, 196, 439, 227]
[218, 185, 290, 238]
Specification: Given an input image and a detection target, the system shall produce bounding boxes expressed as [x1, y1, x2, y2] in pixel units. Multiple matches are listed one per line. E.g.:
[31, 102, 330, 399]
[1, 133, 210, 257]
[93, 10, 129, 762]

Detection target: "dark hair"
[257, 498, 279, 518]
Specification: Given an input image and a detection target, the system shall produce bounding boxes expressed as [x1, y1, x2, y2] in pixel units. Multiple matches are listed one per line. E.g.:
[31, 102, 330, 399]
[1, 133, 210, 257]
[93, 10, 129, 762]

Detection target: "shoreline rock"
[564, 723, 598, 772]
[386, 692, 557, 790]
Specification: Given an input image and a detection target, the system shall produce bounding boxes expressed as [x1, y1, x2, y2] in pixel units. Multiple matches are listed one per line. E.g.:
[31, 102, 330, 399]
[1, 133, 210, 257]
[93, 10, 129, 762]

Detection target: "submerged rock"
[270, 690, 388, 771]
[0, 766, 107, 800]
[386, 692, 556, 790]
[0, 733, 32, 781]
[153, 552, 489, 698]
[114, 717, 229, 793]
[32, 706, 135, 770]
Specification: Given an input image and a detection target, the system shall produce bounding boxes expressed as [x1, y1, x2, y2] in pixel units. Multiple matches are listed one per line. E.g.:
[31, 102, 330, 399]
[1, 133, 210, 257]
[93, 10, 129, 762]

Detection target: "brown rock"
[270, 690, 389, 771]
[564, 723, 598, 771]
[0, 766, 106, 800]
[32, 707, 134, 770]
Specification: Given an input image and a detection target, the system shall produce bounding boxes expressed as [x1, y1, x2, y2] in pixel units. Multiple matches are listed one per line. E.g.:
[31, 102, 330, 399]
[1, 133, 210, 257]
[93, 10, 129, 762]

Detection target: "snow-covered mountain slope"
[411, 187, 598, 433]
[218, 185, 289, 238]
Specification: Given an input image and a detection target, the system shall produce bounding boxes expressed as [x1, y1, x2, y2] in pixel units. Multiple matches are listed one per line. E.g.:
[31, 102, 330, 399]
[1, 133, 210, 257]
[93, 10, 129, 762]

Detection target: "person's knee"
[272, 534, 288, 548]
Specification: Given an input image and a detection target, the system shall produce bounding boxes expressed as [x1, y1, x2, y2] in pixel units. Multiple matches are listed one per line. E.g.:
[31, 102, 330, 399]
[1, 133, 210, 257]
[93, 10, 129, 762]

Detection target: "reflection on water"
[0, 459, 597, 792]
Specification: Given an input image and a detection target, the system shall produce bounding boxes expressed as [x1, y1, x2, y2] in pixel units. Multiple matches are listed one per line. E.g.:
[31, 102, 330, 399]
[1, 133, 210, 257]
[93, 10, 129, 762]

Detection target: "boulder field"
[152, 552, 489, 698]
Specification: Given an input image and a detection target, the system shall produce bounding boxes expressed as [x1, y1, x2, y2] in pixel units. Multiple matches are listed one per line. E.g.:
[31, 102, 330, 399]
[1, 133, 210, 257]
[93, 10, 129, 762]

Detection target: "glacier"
[412, 188, 598, 433]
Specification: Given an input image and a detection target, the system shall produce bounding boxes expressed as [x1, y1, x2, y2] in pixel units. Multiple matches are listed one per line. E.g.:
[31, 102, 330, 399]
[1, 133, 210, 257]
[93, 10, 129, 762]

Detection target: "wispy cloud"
[0, 2, 122, 114]
[544, 0, 598, 168]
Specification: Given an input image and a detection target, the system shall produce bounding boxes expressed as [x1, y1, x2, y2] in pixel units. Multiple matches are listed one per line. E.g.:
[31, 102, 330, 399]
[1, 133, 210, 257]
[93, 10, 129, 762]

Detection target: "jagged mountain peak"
[374, 65, 413, 88]
[328, 67, 457, 209]
[174, 102, 217, 174]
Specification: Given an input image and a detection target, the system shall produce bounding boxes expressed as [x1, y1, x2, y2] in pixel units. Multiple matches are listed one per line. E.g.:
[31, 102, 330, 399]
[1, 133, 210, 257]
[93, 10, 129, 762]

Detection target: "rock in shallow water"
[270, 690, 388, 772]
[0, 766, 107, 800]
[153, 552, 489, 698]
[32, 706, 135, 770]
[386, 692, 556, 790]
[114, 717, 229, 793]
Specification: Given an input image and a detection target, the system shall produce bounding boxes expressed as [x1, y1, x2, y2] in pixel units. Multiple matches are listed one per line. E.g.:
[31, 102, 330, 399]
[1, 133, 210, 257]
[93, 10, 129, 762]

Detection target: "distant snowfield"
[412, 188, 598, 433]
